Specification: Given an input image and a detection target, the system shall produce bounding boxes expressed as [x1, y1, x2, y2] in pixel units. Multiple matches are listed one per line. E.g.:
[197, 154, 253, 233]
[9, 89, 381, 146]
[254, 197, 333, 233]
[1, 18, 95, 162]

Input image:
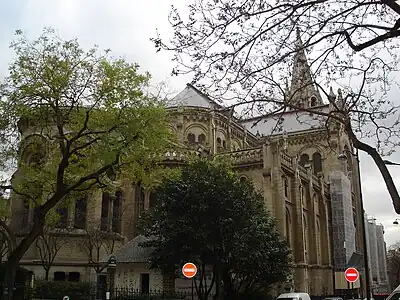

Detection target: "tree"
[82, 220, 121, 274]
[35, 219, 71, 281]
[81, 219, 122, 298]
[139, 159, 292, 300]
[0, 27, 173, 297]
[388, 243, 400, 288]
[153, 0, 400, 213]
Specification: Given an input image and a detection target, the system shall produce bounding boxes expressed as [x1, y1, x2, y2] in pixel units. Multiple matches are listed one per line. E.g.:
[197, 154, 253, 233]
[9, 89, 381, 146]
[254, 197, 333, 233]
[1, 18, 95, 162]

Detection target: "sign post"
[182, 262, 197, 300]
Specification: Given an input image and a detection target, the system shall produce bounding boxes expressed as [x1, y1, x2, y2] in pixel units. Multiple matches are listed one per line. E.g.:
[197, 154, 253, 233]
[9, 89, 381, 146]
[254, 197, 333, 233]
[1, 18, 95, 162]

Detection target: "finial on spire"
[328, 86, 336, 99]
[337, 88, 342, 99]
[295, 27, 302, 49]
[337, 88, 344, 108]
[284, 78, 290, 97]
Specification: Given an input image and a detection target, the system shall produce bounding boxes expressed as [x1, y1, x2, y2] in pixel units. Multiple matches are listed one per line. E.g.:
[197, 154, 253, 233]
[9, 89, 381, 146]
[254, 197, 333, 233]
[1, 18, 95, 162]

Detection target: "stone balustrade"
[219, 148, 263, 164]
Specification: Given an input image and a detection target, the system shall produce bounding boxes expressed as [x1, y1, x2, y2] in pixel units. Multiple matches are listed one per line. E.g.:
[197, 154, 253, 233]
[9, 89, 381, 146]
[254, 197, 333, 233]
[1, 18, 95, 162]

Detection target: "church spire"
[288, 28, 323, 110]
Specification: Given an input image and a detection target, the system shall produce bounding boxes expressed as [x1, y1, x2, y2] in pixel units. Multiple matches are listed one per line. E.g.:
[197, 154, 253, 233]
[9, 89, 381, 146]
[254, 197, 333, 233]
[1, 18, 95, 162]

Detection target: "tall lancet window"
[299, 153, 309, 167]
[285, 209, 291, 247]
[312, 152, 323, 175]
[283, 177, 289, 198]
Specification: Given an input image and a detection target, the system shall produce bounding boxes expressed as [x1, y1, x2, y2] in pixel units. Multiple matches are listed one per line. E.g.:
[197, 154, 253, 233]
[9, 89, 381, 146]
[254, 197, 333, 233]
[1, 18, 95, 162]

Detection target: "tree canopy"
[153, 0, 400, 214]
[139, 158, 292, 299]
[0, 27, 173, 290]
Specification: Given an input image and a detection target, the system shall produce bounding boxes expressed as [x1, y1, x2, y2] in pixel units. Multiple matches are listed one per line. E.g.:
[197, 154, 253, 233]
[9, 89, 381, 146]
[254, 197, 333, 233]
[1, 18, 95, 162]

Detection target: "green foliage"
[0, 27, 175, 224]
[27, 280, 92, 300]
[139, 158, 292, 296]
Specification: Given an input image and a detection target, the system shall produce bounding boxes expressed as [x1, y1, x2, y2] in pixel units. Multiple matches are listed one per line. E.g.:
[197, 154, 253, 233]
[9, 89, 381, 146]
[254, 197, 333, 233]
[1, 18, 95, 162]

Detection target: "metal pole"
[356, 150, 372, 300]
[191, 279, 194, 300]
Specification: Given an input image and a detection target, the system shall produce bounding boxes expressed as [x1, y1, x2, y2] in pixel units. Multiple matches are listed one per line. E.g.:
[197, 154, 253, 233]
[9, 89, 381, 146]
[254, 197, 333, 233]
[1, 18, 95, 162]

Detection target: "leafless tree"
[81, 220, 122, 274]
[153, 0, 400, 213]
[81, 219, 124, 297]
[388, 243, 400, 288]
[35, 226, 70, 281]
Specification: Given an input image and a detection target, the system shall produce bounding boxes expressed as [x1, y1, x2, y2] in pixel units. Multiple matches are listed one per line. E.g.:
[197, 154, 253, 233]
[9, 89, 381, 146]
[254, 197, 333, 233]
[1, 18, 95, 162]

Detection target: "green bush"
[30, 280, 92, 299]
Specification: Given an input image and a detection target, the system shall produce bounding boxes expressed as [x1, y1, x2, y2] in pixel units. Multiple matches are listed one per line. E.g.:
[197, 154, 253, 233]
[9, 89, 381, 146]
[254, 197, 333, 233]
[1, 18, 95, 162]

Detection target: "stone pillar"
[68, 200, 75, 229]
[262, 143, 274, 213]
[307, 169, 317, 266]
[273, 145, 285, 236]
[121, 183, 135, 239]
[293, 166, 306, 264]
[87, 188, 102, 229]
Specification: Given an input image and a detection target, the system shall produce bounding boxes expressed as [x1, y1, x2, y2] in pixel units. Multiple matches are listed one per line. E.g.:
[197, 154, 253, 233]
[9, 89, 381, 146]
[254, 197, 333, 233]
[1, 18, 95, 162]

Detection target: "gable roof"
[167, 83, 222, 109]
[240, 105, 330, 136]
[106, 235, 155, 264]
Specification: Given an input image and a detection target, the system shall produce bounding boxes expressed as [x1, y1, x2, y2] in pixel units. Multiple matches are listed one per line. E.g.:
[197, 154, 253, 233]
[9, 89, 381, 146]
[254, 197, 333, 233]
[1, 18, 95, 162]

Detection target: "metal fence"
[25, 286, 207, 300]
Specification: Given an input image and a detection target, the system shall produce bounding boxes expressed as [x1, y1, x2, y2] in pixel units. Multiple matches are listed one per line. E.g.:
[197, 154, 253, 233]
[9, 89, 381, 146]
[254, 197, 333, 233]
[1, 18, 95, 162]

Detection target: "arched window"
[187, 133, 195, 144]
[100, 192, 111, 231]
[198, 134, 206, 145]
[239, 176, 247, 183]
[300, 185, 305, 206]
[310, 96, 317, 107]
[149, 191, 157, 209]
[222, 140, 226, 149]
[74, 197, 87, 230]
[283, 177, 289, 198]
[312, 152, 323, 174]
[285, 208, 291, 246]
[299, 153, 309, 167]
[112, 191, 122, 233]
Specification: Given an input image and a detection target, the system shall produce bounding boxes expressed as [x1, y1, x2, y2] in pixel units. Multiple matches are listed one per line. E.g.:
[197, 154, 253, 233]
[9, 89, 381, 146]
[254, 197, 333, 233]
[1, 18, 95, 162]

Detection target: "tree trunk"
[221, 269, 234, 300]
[3, 207, 46, 300]
[348, 128, 400, 213]
[45, 268, 50, 281]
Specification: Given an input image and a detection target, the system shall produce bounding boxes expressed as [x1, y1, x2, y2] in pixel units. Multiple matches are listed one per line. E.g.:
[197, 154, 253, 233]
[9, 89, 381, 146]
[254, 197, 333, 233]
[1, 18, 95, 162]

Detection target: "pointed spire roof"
[288, 28, 323, 109]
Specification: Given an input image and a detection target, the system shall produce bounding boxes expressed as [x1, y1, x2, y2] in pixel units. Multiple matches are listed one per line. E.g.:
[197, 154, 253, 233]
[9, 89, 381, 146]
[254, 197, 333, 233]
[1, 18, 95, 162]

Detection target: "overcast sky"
[1, 0, 400, 246]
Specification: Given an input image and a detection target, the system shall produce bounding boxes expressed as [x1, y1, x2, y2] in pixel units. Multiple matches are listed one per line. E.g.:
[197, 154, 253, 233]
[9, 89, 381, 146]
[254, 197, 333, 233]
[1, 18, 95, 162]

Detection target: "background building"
[366, 217, 390, 293]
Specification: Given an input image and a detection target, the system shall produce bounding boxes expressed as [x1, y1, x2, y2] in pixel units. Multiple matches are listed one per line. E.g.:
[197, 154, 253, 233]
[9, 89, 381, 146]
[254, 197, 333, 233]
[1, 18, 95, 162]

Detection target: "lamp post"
[107, 256, 117, 300]
[355, 150, 372, 300]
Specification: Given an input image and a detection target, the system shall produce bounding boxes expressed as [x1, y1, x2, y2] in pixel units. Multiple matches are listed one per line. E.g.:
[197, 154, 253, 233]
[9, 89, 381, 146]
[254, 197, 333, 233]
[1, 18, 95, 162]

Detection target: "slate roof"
[167, 83, 222, 109]
[240, 105, 330, 136]
[105, 235, 155, 264]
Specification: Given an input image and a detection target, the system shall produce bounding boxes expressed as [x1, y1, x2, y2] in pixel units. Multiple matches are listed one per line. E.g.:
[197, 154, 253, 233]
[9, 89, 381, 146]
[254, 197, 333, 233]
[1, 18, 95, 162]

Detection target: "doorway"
[140, 273, 150, 294]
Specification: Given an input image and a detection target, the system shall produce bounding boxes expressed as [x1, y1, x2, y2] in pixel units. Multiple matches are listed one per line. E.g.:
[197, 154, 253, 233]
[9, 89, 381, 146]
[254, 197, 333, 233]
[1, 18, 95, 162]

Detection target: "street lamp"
[383, 160, 400, 166]
[354, 150, 372, 300]
[107, 256, 117, 300]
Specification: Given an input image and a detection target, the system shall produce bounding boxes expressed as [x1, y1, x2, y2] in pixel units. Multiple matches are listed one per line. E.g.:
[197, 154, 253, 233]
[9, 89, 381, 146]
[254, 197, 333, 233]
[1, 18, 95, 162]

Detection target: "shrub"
[30, 280, 92, 300]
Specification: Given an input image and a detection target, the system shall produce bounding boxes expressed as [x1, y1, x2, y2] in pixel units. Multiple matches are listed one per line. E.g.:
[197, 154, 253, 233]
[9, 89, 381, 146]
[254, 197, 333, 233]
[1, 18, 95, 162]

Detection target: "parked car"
[323, 297, 343, 300]
[277, 292, 312, 300]
[385, 285, 400, 300]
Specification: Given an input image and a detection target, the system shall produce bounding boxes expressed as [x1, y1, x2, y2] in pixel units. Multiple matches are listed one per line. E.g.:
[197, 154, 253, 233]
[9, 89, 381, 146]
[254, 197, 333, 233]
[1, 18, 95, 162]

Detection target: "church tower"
[288, 28, 323, 109]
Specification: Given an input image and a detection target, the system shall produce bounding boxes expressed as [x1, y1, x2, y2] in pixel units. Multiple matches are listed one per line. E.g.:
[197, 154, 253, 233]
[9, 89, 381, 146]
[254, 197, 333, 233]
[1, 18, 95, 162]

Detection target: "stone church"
[10, 35, 366, 297]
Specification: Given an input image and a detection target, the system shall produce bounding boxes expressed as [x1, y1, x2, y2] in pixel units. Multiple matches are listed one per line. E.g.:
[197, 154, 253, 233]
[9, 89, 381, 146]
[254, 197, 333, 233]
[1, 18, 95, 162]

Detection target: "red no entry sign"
[182, 262, 197, 279]
[345, 267, 359, 283]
